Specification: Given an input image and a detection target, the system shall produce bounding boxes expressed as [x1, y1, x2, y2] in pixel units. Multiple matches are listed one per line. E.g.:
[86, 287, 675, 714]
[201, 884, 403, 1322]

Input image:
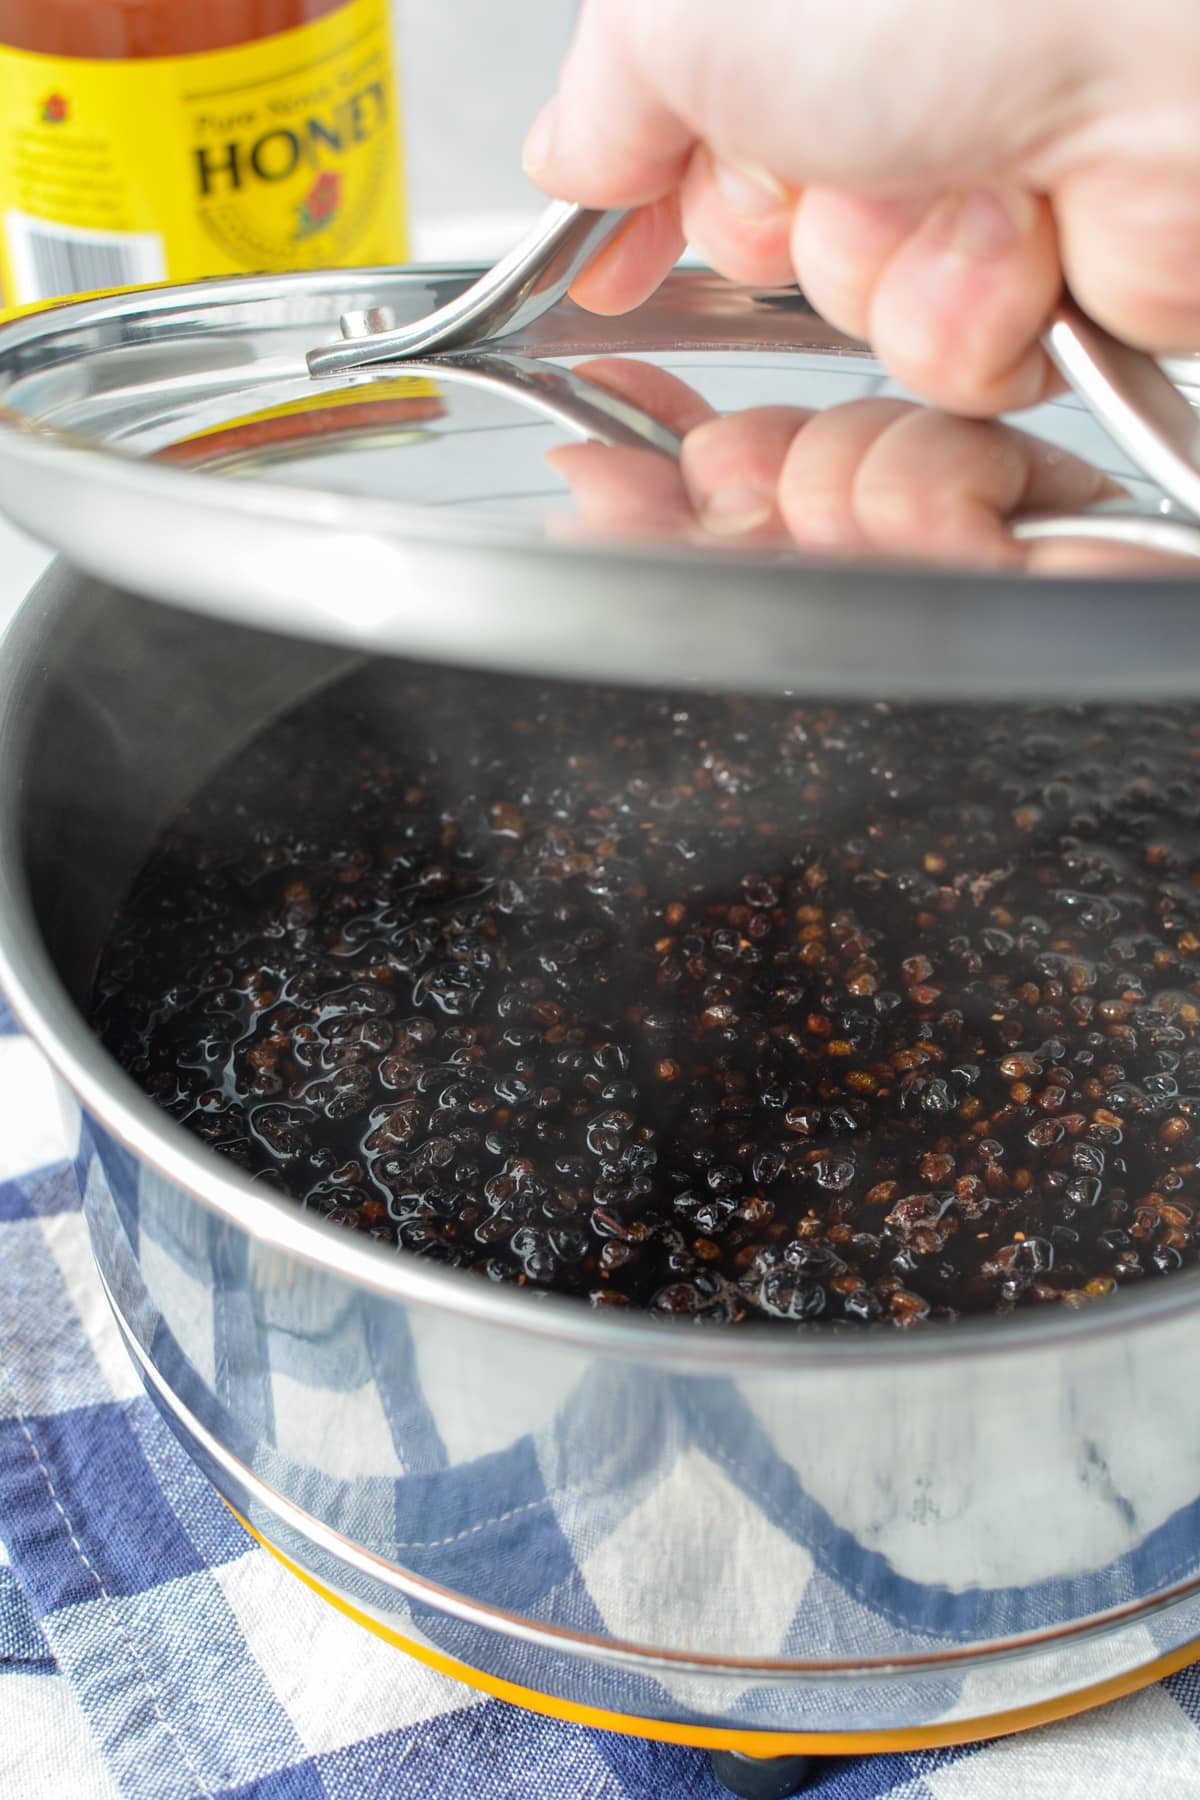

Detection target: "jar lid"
[1, 265, 1199, 697]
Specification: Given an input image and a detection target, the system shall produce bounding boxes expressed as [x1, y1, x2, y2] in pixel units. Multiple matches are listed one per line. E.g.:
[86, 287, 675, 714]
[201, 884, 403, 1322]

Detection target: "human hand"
[523, 0, 1200, 416]
[545, 358, 1176, 573]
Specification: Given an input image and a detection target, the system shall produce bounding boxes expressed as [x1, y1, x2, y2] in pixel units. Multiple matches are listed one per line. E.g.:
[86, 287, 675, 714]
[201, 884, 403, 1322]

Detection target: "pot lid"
[1, 264, 1200, 696]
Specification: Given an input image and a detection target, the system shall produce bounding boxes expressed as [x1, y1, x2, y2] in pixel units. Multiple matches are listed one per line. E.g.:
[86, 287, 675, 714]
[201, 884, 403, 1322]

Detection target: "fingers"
[1056, 162, 1200, 352]
[790, 190, 931, 341]
[571, 357, 718, 436]
[551, 398, 810, 547]
[519, 0, 1118, 413]
[864, 189, 1062, 415]
[568, 196, 687, 315]
[549, 381, 1120, 567]
[547, 357, 714, 542]
[680, 406, 814, 539]
[676, 149, 796, 288]
[797, 188, 1059, 416]
[546, 444, 696, 542]
[773, 399, 914, 553]
[835, 407, 1114, 566]
[573, 179, 1064, 416]
[568, 147, 796, 320]
[772, 399, 1113, 565]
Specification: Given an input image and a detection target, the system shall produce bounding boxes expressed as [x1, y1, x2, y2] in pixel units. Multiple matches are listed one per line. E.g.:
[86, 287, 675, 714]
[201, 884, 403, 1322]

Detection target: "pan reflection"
[551, 357, 1200, 576]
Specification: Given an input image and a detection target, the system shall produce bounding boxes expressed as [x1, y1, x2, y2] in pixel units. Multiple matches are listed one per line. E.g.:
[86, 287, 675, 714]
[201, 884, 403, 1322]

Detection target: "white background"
[0, 0, 579, 625]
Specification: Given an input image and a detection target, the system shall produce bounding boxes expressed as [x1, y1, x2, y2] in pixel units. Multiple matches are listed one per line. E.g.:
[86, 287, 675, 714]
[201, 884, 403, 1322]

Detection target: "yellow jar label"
[0, 0, 407, 310]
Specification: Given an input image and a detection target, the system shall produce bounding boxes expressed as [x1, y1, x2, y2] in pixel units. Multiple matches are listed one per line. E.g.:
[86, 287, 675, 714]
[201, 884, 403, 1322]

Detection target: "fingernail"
[936, 187, 1036, 259]
[702, 485, 774, 535]
[522, 102, 556, 179]
[712, 155, 790, 220]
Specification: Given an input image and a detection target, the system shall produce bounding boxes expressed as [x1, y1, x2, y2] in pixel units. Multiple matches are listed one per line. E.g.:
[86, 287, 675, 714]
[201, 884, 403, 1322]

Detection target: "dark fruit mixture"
[92, 668, 1200, 1326]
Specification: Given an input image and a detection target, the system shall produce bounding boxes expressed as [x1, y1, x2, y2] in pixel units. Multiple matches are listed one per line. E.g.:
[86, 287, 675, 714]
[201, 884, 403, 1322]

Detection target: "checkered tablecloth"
[5, 997, 1200, 1798]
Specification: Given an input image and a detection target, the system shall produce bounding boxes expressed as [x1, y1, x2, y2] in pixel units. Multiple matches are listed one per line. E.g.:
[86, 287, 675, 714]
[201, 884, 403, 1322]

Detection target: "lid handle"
[307, 204, 629, 377]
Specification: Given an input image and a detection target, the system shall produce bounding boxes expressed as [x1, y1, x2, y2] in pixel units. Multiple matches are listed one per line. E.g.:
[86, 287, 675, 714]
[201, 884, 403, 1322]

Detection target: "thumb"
[522, 0, 695, 206]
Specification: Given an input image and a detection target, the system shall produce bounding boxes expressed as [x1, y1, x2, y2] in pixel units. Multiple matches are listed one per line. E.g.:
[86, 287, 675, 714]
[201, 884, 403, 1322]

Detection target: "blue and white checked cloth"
[4, 997, 1200, 1797]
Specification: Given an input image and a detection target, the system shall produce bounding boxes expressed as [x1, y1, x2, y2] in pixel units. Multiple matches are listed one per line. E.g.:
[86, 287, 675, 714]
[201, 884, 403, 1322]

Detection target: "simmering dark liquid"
[92, 667, 1200, 1326]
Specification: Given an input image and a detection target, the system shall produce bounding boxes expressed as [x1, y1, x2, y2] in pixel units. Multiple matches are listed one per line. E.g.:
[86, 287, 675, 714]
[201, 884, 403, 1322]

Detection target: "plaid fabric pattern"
[3, 998, 1200, 1797]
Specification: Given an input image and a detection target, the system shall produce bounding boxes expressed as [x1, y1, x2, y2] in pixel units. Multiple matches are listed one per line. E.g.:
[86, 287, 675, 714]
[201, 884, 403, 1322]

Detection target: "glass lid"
[1, 264, 1200, 697]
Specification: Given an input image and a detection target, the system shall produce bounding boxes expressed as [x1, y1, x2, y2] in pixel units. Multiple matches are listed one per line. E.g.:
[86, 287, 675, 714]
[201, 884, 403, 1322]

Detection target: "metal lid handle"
[307, 204, 629, 377]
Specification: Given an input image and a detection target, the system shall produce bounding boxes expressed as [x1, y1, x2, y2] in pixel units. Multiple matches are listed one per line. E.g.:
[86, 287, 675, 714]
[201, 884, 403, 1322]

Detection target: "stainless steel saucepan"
[3, 250, 1200, 1778]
